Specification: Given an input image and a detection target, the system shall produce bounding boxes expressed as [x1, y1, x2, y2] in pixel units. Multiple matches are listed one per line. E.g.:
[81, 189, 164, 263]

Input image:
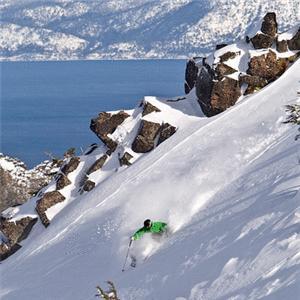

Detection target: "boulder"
[184, 59, 199, 94]
[195, 67, 214, 114]
[215, 63, 237, 80]
[196, 66, 240, 116]
[61, 157, 80, 175]
[56, 174, 71, 190]
[239, 74, 268, 95]
[247, 50, 289, 82]
[157, 123, 177, 145]
[87, 155, 108, 175]
[219, 51, 237, 63]
[36, 191, 65, 227]
[119, 152, 133, 166]
[261, 12, 277, 37]
[287, 28, 300, 51]
[90, 111, 129, 152]
[142, 102, 161, 116]
[0, 243, 21, 261]
[0, 216, 38, 245]
[250, 33, 274, 49]
[132, 121, 161, 153]
[276, 39, 288, 52]
[0, 215, 38, 261]
[83, 180, 95, 192]
[209, 77, 241, 115]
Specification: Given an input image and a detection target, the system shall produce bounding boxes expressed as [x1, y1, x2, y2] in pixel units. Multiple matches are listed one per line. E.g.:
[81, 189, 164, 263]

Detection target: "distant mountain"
[1, 0, 299, 60]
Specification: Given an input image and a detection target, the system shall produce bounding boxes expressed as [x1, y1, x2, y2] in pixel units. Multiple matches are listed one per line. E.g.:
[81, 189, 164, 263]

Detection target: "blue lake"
[1, 60, 186, 168]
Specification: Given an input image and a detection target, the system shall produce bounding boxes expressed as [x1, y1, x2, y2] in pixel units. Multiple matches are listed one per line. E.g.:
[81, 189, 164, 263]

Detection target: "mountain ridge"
[1, 0, 299, 60]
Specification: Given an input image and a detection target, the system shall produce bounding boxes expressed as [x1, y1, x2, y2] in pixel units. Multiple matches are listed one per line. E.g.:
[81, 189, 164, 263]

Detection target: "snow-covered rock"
[0, 153, 61, 212]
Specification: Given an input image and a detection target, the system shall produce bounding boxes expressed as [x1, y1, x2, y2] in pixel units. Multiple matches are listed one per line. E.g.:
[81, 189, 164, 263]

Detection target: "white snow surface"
[1, 0, 300, 60]
[1, 58, 300, 299]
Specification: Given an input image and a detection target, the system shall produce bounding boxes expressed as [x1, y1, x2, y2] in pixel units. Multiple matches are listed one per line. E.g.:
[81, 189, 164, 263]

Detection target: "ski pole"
[122, 240, 132, 272]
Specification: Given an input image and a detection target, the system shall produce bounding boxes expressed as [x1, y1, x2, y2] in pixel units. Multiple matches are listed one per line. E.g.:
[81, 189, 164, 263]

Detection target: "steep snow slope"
[1, 0, 299, 60]
[1, 60, 299, 299]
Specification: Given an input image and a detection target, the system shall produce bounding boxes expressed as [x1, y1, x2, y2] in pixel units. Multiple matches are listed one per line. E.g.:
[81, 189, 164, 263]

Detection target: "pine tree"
[95, 281, 119, 300]
[284, 104, 300, 140]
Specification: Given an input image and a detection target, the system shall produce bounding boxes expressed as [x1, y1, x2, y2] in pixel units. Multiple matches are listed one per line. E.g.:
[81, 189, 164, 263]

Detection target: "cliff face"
[185, 13, 300, 116]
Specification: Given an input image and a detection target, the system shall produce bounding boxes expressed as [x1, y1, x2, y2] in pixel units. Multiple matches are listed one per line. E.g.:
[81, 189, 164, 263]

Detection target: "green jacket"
[132, 221, 167, 240]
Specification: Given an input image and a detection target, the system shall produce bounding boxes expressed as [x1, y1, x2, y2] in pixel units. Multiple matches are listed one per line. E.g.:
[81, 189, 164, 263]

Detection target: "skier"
[125, 219, 168, 268]
[130, 219, 168, 241]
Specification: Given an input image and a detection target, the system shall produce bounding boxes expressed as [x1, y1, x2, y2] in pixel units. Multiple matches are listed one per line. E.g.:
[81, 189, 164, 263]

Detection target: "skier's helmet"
[144, 219, 151, 228]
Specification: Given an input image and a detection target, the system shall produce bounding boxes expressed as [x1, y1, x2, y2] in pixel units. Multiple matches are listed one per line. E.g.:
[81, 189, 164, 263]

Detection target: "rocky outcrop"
[82, 180, 95, 192]
[119, 152, 133, 166]
[219, 51, 237, 63]
[215, 63, 237, 80]
[90, 111, 129, 153]
[210, 78, 241, 115]
[185, 59, 199, 94]
[239, 75, 268, 95]
[276, 39, 288, 53]
[61, 157, 80, 175]
[157, 123, 177, 145]
[0, 154, 60, 213]
[250, 13, 277, 49]
[261, 12, 277, 37]
[142, 102, 161, 116]
[87, 155, 108, 175]
[247, 50, 288, 82]
[250, 34, 274, 49]
[36, 191, 65, 227]
[132, 121, 161, 153]
[0, 216, 38, 260]
[287, 28, 300, 50]
[56, 174, 71, 190]
[196, 66, 240, 116]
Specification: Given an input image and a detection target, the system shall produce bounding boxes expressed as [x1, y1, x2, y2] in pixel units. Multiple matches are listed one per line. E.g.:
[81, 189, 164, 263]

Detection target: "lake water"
[1, 60, 186, 168]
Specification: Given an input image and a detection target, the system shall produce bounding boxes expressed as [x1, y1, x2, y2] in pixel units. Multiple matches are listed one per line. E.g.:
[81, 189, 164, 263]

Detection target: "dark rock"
[250, 33, 274, 49]
[184, 59, 199, 94]
[90, 111, 129, 152]
[196, 67, 214, 112]
[0, 216, 38, 245]
[219, 51, 237, 63]
[215, 43, 228, 50]
[119, 152, 133, 166]
[209, 78, 241, 115]
[87, 155, 108, 175]
[276, 39, 288, 52]
[63, 147, 76, 158]
[261, 12, 277, 37]
[0, 243, 21, 261]
[215, 63, 237, 80]
[56, 174, 71, 190]
[239, 74, 268, 95]
[287, 28, 300, 50]
[61, 157, 80, 175]
[83, 180, 95, 192]
[247, 50, 289, 82]
[36, 191, 65, 227]
[142, 102, 161, 116]
[157, 123, 177, 145]
[132, 121, 161, 153]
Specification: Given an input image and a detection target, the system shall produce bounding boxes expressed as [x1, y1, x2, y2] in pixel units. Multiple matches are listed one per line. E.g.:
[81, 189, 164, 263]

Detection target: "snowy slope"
[1, 57, 300, 299]
[1, 0, 300, 60]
